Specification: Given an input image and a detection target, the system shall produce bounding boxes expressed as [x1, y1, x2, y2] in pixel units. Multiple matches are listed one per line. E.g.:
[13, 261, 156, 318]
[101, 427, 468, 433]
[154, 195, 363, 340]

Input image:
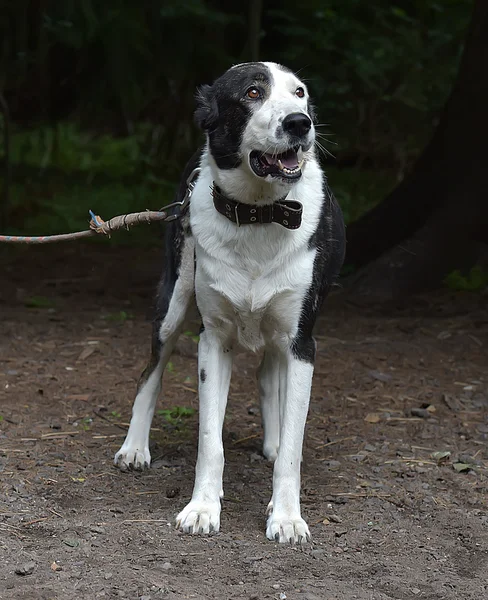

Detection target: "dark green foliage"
[0, 0, 474, 236]
[444, 267, 488, 292]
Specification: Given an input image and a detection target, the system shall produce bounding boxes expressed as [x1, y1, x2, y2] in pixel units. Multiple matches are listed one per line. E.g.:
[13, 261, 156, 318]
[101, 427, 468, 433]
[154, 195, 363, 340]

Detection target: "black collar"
[212, 185, 303, 230]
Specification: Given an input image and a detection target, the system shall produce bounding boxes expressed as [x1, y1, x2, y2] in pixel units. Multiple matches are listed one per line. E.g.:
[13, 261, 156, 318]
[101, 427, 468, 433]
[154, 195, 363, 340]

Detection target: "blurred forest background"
[0, 0, 486, 296]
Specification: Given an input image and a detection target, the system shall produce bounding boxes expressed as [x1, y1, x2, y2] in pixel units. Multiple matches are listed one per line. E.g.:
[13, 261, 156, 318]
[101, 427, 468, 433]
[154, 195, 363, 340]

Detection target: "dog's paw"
[176, 500, 221, 534]
[266, 514, 311, 545]
[263, 444, 279, 462]
[114, 443, 150, 471]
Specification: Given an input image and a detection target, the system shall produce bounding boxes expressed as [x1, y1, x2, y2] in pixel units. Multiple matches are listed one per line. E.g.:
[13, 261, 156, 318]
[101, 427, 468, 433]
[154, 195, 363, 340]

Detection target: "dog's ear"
[194, 84, 219, 131]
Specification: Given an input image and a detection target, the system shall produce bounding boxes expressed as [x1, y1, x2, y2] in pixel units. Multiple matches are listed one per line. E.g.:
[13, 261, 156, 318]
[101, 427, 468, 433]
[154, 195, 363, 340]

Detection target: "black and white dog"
[114, 62, 345, 544]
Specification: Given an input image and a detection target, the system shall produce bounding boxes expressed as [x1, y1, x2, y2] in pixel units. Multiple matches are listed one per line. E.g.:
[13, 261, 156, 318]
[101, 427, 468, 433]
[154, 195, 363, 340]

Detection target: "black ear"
[194, 84, 219, 131]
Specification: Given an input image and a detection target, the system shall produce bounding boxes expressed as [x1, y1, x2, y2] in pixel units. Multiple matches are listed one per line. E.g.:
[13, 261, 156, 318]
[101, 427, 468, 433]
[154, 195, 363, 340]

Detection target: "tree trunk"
[0, 91, 10, 228]
[345, 0, 488, 300]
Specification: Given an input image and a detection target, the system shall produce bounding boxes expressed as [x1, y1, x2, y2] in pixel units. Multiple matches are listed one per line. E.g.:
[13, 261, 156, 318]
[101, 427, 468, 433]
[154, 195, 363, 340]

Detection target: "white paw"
[266, 514, 311, 544]
[114, 442, 151, 471]
[176, 500, 221, 534]
[263, 444, 279, 462]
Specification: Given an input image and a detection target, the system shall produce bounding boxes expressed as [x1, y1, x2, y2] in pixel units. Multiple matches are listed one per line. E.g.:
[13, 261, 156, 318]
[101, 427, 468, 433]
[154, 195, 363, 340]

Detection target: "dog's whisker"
[315, 140, 335, 159]
[315, 133, 338, 147]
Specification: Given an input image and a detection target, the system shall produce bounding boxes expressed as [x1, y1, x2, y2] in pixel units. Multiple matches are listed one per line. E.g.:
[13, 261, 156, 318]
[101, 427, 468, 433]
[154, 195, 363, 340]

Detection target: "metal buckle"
[159, 167, 201, 221]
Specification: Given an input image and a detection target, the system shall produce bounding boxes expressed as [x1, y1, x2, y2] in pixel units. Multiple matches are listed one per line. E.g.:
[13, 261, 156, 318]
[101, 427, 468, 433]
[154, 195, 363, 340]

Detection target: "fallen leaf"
[364, 413, 381, 424]
[453, 462, 472, 473]
[51, 561, 62, 572]
[431, 451, 451, 462]
[322, 518, 331, 525]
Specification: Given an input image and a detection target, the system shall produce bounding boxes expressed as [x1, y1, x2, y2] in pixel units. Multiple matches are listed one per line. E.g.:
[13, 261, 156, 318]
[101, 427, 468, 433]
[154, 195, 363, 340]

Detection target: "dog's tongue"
[265, 149, 299, 169]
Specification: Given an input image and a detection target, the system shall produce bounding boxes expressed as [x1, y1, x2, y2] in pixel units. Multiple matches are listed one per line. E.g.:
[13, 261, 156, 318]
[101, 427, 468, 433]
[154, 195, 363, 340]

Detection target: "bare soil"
[0, 244, 487, 600]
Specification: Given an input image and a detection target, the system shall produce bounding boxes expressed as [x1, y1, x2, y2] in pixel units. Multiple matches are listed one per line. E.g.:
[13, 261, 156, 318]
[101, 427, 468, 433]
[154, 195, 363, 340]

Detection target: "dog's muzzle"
[249, 113, 313, 181]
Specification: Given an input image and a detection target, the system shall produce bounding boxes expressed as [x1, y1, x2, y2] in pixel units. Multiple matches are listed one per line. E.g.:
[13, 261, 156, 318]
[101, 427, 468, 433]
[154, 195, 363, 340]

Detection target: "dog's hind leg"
[114, 235, 195, 471]
[258, 351, 281, 462]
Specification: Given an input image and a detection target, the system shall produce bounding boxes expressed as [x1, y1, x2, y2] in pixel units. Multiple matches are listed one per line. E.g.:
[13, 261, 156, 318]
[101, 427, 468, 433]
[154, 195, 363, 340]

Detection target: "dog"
[114, 62, 345, 544]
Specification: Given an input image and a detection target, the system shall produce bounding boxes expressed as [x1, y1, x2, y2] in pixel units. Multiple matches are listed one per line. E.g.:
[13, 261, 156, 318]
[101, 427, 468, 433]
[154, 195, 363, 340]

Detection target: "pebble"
[329, 514, 342, 523]
[411, 408, 430, 418]
[364, 444, 377, 452]
[350, 454, 366, 463]
[458, 453, 481, 466]
[323, 460, 341, 471]
[161, 562, 172, 571]
[90, 526, 106, 534]
[15, 561, 35, 576]
[368, 370, 392, 382]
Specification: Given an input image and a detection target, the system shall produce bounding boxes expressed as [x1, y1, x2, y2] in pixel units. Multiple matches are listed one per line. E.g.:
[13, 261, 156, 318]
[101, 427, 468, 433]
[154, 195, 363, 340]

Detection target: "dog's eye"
[295, 87, 305, 98]
[246, 87, 261, 100]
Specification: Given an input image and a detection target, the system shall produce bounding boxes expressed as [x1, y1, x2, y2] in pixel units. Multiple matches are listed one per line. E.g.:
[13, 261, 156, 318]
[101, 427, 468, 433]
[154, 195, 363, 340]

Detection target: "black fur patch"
[291, 180, 346, 363]
[141, 149, 202, 387]
[200, 368, 206, 383]
[194, 63, 273, 170]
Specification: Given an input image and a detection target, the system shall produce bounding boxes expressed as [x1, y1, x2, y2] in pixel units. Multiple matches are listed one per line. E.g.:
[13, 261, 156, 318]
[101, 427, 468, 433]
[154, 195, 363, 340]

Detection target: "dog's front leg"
[266, 349, 313, 544]
[176, 329, 232, 534]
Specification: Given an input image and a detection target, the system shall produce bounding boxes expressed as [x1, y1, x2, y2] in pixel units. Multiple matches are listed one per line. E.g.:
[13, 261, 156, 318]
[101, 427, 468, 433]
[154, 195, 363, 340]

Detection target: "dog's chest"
[195, 233, 315, 350]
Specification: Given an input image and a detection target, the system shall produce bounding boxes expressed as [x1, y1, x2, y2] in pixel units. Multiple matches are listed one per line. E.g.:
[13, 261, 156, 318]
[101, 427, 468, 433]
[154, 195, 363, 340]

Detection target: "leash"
[0, 168, 201, 244]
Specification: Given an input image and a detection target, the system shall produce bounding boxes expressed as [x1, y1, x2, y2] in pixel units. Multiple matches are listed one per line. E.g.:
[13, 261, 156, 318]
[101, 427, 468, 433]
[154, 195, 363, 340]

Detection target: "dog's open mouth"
[250, 147, 304, 180]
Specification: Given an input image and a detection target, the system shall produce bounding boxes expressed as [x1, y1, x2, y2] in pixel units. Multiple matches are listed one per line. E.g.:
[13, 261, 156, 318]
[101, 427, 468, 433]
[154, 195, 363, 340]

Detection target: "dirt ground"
[0, 244, 487, 600]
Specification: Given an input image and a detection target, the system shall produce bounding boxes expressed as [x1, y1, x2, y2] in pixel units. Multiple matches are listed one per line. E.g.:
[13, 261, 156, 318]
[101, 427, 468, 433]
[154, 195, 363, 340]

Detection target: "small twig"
[233, 433, 260, 445]
[315, 436, 356, 450]
[22, 517, 50, 526]
[383, 459, 437, 465]
[41, 431, 79, 438]
[93, 410, 128, 432]
[123, 519, 169, 524]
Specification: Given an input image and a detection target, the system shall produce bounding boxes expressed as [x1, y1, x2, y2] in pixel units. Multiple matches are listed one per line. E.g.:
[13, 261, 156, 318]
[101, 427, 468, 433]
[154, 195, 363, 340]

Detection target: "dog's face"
[195, 62, 316, 187]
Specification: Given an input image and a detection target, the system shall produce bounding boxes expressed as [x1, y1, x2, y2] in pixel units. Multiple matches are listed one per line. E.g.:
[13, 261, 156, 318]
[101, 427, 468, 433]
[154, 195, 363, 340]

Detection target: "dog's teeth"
[277, 159, 284, 170]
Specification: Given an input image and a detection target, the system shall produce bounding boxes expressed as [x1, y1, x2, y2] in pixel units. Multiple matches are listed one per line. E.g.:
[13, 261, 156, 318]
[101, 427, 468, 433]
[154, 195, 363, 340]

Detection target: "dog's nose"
[282, 113, 312, 138]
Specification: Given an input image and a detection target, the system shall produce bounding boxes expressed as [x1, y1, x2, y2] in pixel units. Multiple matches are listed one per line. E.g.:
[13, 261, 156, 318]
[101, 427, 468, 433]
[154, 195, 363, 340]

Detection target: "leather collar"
[212, 185, 302, 229]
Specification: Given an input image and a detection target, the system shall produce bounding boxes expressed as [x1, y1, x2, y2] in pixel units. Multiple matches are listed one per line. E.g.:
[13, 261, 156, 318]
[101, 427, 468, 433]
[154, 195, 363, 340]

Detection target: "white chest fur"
[189, 154, 324, 351]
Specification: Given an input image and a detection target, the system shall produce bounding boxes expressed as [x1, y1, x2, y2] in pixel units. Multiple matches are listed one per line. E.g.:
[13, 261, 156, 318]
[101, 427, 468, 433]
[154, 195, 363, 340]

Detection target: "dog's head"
[195, 62, 316, 194]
